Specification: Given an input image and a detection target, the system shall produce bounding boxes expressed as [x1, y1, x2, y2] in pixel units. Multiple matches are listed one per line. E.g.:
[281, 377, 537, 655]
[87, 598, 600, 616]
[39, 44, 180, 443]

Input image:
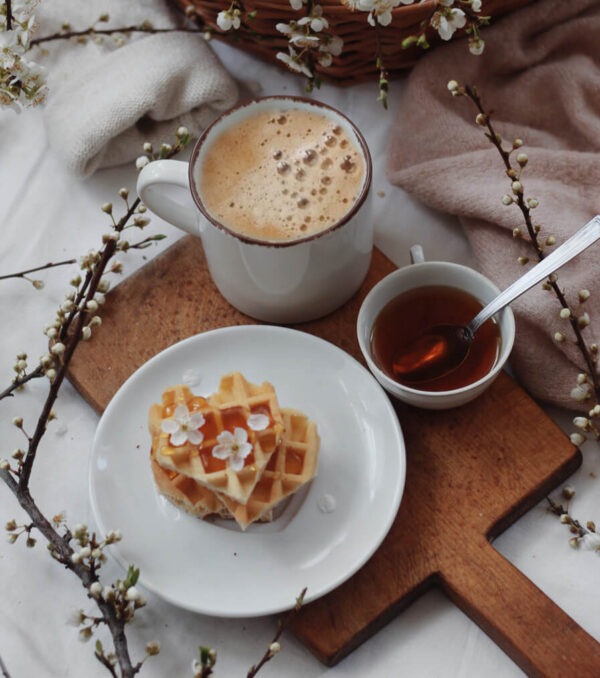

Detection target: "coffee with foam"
[198, 108, 366, 243]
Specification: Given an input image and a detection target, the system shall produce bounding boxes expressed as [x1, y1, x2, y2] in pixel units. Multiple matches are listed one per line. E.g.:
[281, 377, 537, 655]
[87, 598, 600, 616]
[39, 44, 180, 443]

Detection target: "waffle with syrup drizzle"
[150, 374, 284, 504]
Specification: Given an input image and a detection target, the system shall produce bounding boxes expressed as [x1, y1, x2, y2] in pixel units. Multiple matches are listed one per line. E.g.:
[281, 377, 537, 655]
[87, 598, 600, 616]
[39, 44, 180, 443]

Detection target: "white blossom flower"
[212, 427, 253, 471]
[161, 405, 205, 447]
[580, 532, 600, 553]
[276, 48, 313, 78]
[433, 7, 467, 41]
[216, 8, 241, 31]
[66, 608, 85, 627]
[469, 37, 485, 55]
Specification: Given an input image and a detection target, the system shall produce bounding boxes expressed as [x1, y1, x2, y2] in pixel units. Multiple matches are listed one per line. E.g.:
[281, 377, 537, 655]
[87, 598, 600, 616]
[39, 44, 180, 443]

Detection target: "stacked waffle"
[149, 372, 319, 530]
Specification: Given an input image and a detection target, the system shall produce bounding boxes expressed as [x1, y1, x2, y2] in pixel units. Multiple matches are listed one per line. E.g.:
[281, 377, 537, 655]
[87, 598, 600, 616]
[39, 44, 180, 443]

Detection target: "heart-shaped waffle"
[150, 456, 231, 519]
[149, 374, 284, 504]
[149, 406, 319, 530]
[216, 407, 320, 530]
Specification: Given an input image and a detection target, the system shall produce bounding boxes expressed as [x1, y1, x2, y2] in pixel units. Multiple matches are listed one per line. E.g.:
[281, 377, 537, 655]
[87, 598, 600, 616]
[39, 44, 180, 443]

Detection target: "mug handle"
[136, 160, 198, 236]
[410, 244, 425, 264]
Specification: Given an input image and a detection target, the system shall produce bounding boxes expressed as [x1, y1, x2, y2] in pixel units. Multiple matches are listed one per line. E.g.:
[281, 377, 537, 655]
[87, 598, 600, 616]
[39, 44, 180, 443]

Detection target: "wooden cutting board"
[68, 235, 600, 677]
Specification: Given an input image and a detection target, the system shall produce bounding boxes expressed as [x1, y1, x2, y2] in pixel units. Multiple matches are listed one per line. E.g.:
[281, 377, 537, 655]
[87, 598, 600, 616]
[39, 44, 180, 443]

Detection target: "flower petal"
[173, 404, 190, 423]
[188, 412, 206, 429]
[238, 442, 253, 459]
[229, 455, 245, 472]
[170, 429, 188, 447]
[216, 430, 235, 446]
[212, 443, 230, 460]
[161, 419, 179, 434]
[187, 430, 204, 446]
[233, 427, 249, 444]
[247, 413, 269, 431]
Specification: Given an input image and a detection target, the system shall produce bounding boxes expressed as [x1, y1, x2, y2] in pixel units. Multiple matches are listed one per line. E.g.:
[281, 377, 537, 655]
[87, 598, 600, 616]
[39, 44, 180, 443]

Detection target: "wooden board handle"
[442, 538, 600, 677]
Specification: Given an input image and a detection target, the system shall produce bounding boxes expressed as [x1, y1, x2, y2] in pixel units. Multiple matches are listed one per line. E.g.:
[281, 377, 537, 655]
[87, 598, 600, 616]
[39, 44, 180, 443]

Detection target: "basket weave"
[169, 0, 531, 85]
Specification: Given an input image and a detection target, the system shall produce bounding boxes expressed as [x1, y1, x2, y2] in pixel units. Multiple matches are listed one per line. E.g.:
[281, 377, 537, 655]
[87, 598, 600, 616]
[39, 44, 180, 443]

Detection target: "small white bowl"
[357, 252, 516, 409]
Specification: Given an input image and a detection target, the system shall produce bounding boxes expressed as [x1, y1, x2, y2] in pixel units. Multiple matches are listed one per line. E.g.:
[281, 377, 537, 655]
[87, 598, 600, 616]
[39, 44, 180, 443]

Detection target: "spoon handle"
[469, 215, 600, 335]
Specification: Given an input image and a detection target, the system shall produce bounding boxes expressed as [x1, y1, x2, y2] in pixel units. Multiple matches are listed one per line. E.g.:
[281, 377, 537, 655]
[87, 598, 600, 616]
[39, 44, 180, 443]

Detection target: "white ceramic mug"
[357, 246, 516, 409]
[137, 96, 373, 324]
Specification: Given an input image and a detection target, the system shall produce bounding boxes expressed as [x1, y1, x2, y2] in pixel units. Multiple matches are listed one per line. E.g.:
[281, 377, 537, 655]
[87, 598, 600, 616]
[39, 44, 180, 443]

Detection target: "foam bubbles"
[199, 108, 365, 242]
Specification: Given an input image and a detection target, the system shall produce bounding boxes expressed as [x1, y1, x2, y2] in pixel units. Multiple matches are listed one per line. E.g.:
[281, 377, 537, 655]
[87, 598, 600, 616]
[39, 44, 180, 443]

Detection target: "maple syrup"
[370, 285, 502, 392]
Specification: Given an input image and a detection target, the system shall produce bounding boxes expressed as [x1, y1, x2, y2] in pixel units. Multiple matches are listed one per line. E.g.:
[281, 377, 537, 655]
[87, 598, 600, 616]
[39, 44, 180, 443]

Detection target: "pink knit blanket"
[387, 0, 600, 410]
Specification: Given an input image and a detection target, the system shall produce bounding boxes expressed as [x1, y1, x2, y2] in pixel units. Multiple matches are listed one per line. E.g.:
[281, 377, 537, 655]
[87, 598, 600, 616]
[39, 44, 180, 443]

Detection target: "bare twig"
[247, 588, 307, 678]
[0, 259, 77, 282]
[29, 24, 206, 48]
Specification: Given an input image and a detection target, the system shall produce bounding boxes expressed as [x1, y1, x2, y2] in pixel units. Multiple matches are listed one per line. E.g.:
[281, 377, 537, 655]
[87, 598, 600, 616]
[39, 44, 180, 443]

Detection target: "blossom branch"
[29, 23, 206, 48]
[448, 80, 600, 440]
[0, 258, 77, 285]
[546, 489, 600, 554]
[0, 130, 192, 677]
[246, 588, 307, 677]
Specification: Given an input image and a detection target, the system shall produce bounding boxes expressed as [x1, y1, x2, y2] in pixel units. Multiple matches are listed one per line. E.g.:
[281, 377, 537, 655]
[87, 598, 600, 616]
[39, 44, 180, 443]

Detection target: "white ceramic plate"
[90, 326, 406, 617]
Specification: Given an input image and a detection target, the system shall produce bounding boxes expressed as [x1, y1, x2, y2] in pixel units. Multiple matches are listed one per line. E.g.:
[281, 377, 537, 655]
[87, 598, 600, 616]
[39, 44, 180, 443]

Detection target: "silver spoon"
[394, 215, 600, 383]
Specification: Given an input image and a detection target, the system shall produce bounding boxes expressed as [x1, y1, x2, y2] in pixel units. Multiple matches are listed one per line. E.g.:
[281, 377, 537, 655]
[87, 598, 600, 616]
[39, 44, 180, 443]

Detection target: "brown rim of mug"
[188, 95, 373, 248]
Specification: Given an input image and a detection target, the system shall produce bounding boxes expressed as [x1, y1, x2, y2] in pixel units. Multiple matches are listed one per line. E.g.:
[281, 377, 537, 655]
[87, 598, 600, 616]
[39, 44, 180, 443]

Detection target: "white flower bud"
[511, 181, 523, 194]
[516, 152, 528, 166]
[554, 332, 565, 343]
[0, 460, 10, 471]
[578, 289, 590, 302]
[269, 642, 281, 655]
[146, 641, 161, 656]
[573, 417, 589, 429]
[571, 383, 590, 401]
[527, 198, 539, 208]
[447, 80, 459, 92]
[126, 586, 141, 602]
[143, 142, 153, 153]
[101, 203, 113, 214]
[136, 156, 150, 170]
[89, 582, 102, 597]
[578, 313, 590, 328]
[81, 327, 92, 341]
[51, 342, 66, 356]
[559, 308, 571, 319]
[502, 194, 513, 206]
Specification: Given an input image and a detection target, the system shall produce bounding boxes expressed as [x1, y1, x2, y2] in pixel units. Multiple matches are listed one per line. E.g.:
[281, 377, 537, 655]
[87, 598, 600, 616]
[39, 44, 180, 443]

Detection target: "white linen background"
[1, 29, 599, 678]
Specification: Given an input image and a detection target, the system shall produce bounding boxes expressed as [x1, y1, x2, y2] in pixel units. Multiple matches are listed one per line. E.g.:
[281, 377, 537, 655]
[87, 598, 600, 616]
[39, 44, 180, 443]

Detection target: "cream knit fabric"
[37, 0, 239, 176]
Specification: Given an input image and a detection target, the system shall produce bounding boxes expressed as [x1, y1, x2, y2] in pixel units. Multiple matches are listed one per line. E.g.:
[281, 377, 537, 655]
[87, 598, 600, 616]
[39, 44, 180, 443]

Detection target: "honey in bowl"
[370, 285, 502, 392]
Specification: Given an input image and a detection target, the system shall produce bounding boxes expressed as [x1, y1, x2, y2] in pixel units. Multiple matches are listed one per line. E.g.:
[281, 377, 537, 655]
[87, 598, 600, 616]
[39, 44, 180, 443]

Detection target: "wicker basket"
[169, 0, 531, 85]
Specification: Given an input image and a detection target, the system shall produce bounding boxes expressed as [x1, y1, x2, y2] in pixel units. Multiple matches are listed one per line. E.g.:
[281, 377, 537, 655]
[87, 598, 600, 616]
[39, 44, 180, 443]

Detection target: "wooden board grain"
[68, 235, 600, 677]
